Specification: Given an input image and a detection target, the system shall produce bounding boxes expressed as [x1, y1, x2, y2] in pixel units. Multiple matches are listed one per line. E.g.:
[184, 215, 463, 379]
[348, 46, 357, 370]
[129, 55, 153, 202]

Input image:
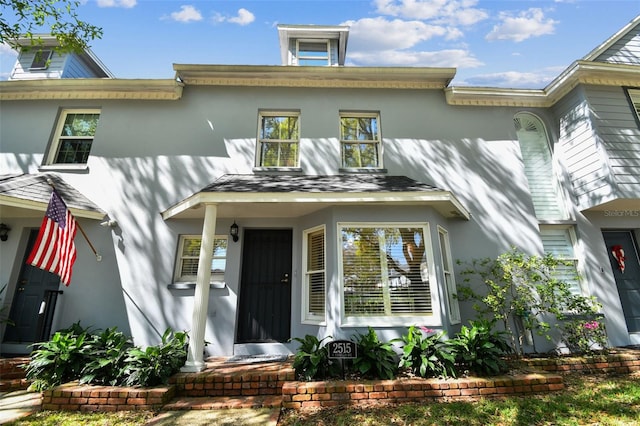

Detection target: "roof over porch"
[0, 173, 105, 220]
[161, 174, 470, 220]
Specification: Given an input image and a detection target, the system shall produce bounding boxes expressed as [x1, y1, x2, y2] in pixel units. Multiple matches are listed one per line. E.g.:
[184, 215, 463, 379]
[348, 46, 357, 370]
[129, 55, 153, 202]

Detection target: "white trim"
[45, 109, 101, 166]
[174, 234, 228, 284]
[437, 226, 460, 325]
[256, 110, 301, 168]
[301, 224, 326, 325]
[339, 111, 383, 169]
[337, 222, 442, 327]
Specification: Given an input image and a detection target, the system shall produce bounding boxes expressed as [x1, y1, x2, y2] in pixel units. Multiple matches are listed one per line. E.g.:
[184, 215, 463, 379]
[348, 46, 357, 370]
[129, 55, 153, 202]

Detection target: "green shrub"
[449, 320, 511, 376]
[352, 327, 398, 380]
[120, 328, 188, 387]
[25, 324, 92, 391]
[290, 335, 339, 381]
[560, 316, 608, 354]
[80, 327, 133, 385]
[394, 326, 456, 378]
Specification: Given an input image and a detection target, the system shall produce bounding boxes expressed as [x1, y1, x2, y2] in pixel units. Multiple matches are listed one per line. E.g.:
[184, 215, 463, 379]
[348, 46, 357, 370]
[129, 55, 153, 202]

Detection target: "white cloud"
[170, 5, 203, 23]
[374, 0, 488, 26]
[228, 8, 255, 26]
[214, 8, 255, 26]
[350, 48, 483, 68]
[486, 8, 558, 42]
[96, 0, 136, 8]
[342, 17, 454, 52]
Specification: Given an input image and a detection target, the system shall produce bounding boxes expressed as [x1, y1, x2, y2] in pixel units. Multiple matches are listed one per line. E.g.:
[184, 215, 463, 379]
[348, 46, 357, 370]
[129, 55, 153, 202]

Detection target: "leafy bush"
[121, 328, 188, 387]
[25, 323, 91, 391]
[457, 247, 603, 355]
[80, 327, 133, 385]
[449, 320, 511, 376]
[25, 324, 188, 390]
[560, 316, 608, 354]
[290, 335, 339, 381]
[395, 326, 456, 378]
[352, 327, 398, 380]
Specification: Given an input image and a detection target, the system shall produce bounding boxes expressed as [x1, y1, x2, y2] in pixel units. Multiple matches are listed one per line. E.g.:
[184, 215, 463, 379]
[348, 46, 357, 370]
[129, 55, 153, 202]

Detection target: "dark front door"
[602, 230, 640, 333]
[3, 230, 61, 343]
[237, 229, 292, 343]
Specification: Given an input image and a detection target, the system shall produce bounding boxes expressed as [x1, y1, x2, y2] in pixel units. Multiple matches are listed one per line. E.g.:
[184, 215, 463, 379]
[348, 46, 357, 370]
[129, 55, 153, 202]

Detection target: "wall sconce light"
[230, 221, 239, 242]
[0, 223, 10, 242]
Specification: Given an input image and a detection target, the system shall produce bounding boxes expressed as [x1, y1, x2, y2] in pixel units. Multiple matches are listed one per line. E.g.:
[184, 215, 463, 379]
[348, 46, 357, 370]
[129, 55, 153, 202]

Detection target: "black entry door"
[236, 229, 292, 343]
[4, 230, 61, 343]
[603, 230, 640, 333]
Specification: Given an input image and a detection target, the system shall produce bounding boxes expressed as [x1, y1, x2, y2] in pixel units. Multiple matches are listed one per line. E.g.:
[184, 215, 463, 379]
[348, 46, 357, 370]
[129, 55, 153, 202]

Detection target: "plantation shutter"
[342, 226, 432, 317]
[515, 113, 566, 220]
[306, 229, 325, 316]
[540, 227, 581, 295]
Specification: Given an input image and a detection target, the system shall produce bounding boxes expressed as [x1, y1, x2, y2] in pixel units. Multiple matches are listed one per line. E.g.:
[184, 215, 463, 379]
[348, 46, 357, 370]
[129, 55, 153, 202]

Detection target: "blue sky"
[1, 0, 639, 88]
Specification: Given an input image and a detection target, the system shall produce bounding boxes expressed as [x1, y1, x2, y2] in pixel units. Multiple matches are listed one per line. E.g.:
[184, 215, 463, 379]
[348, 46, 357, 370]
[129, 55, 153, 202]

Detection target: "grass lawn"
[5, 373, 640, 425]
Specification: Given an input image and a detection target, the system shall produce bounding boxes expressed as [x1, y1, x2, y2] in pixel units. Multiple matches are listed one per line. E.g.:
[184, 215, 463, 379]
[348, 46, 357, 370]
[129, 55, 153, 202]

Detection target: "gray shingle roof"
[0, 173, 105, 215]
[201, 174, 444, 193]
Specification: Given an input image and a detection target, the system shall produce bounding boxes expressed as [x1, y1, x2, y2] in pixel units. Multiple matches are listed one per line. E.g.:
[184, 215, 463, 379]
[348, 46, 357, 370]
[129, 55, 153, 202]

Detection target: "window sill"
[168, 282, 226, 290]
[253, 167, 303, 173]
[39, 164, 89, 174]
[338, 168, 387, 174]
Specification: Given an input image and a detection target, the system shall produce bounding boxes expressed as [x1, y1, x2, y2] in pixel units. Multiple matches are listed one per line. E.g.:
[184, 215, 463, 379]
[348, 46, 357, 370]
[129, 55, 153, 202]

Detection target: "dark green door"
[236, 229, 292, 343]
[603, 230, 640, 333]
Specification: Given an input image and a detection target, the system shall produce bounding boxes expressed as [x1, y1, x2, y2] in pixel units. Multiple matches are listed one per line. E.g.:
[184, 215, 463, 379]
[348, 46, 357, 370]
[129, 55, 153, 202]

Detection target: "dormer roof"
[277, 24, 349, 66]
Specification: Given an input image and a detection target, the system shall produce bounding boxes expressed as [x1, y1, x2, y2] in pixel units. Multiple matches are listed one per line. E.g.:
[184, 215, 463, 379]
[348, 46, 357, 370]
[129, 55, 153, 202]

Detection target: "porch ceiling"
[161, 174, 471, 221]
[0, 173, 106, 220]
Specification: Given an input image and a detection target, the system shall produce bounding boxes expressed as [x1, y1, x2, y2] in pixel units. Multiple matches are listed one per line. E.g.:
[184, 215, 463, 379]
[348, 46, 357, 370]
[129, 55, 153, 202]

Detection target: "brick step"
[0, 378, 30, 392]
[162, 395, 283, 410]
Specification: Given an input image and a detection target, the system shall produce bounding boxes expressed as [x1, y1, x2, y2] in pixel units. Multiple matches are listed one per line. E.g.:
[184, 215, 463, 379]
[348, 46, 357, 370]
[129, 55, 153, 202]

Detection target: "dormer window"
[30, 49, 53, 70]
[297, 40, 330, 66]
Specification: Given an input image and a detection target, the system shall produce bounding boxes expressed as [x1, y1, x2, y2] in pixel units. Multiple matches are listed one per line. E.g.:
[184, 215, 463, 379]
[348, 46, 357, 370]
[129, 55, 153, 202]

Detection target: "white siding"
[595, 22, 640, 65]
[9, 50, 65, 80]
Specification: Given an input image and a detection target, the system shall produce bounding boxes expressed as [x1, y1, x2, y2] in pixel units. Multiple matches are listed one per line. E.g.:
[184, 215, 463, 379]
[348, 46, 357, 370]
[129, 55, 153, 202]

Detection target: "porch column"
[181, 203, 218, 372]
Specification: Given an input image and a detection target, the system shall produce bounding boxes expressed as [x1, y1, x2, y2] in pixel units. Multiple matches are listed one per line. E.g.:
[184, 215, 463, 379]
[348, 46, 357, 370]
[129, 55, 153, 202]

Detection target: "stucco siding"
[595, 22, 640, 65]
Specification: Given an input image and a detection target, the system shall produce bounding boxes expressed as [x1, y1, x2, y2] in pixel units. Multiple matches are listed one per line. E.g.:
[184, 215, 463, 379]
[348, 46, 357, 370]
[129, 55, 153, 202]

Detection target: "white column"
[181, 203, 218, 372]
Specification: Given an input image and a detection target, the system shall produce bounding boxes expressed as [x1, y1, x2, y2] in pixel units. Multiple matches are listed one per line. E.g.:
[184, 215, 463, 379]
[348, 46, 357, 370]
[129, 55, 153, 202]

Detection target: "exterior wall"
[0, 81, 633, 354]
[60, 54, 99, 78]
[595, 22, 640, 65]
[10, 51, 65, 80]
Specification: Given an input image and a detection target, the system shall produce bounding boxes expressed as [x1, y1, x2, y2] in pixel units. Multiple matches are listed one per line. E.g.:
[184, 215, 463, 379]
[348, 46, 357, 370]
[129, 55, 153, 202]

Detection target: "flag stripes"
[27, 190, 78, 286]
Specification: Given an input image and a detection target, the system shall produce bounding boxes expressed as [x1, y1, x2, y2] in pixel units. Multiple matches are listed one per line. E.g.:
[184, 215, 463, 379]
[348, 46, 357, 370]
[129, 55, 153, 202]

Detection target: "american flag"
[27, 190, 78, 286]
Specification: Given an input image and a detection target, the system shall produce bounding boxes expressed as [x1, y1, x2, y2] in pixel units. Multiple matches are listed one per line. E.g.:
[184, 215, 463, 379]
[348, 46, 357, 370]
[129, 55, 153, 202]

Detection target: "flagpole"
[46, 179, 101, 261]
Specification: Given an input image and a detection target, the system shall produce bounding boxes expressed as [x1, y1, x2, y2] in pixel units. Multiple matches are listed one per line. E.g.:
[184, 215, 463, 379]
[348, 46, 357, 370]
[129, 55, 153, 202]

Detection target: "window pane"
[341, 226, 431, 317]
[54, 139, 93, 164]
[342, 143, 379, 168]
[177, 236, 227, 282]
[63, 113, 99, 137]
[260, 116, 299, 140]
[52, 112, 100, 165]
[259, 114, 300, 167]
[340, 117, 378, 141]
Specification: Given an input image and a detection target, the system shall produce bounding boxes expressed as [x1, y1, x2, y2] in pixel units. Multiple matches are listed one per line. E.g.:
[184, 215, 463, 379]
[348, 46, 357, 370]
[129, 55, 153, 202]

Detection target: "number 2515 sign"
[327, 340, 357, 359]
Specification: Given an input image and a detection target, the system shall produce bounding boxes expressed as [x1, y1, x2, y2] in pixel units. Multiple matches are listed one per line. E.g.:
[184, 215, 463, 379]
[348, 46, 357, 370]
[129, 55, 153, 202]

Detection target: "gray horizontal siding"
[61, 54, 97, 78]
[586, 86, 640, 197]
[595, 22, 640, 65]
[10, 51, 64, 80]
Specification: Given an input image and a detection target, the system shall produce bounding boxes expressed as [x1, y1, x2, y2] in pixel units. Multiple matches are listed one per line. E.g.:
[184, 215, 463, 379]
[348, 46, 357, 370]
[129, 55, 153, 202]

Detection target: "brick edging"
[517, 352, 640, 374]
[281, 373, 564, 409]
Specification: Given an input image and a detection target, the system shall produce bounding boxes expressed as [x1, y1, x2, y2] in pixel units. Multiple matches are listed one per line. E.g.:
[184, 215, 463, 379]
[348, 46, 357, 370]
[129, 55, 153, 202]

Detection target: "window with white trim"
[46, 109, 100, 165]
[257, 112, 300, 168]
[174, 235, 227, 283]
[340, 223, 436, 325]
[438, 226, 460, 324]
[303, 226, 325, 323]
[296, 40, 330, 66]
[340, 112, 382, 169]
[540, 225, 582, 295]
[30, 49, 53, 70]
[628, 89, 640, 122]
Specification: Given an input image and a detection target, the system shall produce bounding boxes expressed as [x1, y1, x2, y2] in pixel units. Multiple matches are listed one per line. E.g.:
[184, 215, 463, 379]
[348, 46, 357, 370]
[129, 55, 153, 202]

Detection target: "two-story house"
[1, 18, 639, 370]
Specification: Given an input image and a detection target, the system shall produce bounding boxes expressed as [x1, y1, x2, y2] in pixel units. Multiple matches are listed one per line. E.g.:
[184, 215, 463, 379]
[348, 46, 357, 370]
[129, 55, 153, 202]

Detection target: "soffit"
[173, 65, 456, 89]
[0, 79, 183, 100]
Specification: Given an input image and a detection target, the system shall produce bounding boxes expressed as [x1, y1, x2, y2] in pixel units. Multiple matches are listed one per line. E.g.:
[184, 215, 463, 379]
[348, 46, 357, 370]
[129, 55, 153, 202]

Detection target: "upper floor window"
[46, 110, 100, 165]
[30, 49, 53, 70]
[628, 89, 640, 122]
[514, 112, 567, 220]
[257, 111, 300, 168]
[340, 112, 382, 169]
[296, 40, 329, 66]
[339, 223, 437, 326]
[174, 235, 228, 283]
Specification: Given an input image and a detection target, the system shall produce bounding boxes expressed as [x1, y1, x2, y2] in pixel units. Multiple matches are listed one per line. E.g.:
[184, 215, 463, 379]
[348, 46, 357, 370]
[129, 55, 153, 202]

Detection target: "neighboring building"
[1, 18, 639, 369]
